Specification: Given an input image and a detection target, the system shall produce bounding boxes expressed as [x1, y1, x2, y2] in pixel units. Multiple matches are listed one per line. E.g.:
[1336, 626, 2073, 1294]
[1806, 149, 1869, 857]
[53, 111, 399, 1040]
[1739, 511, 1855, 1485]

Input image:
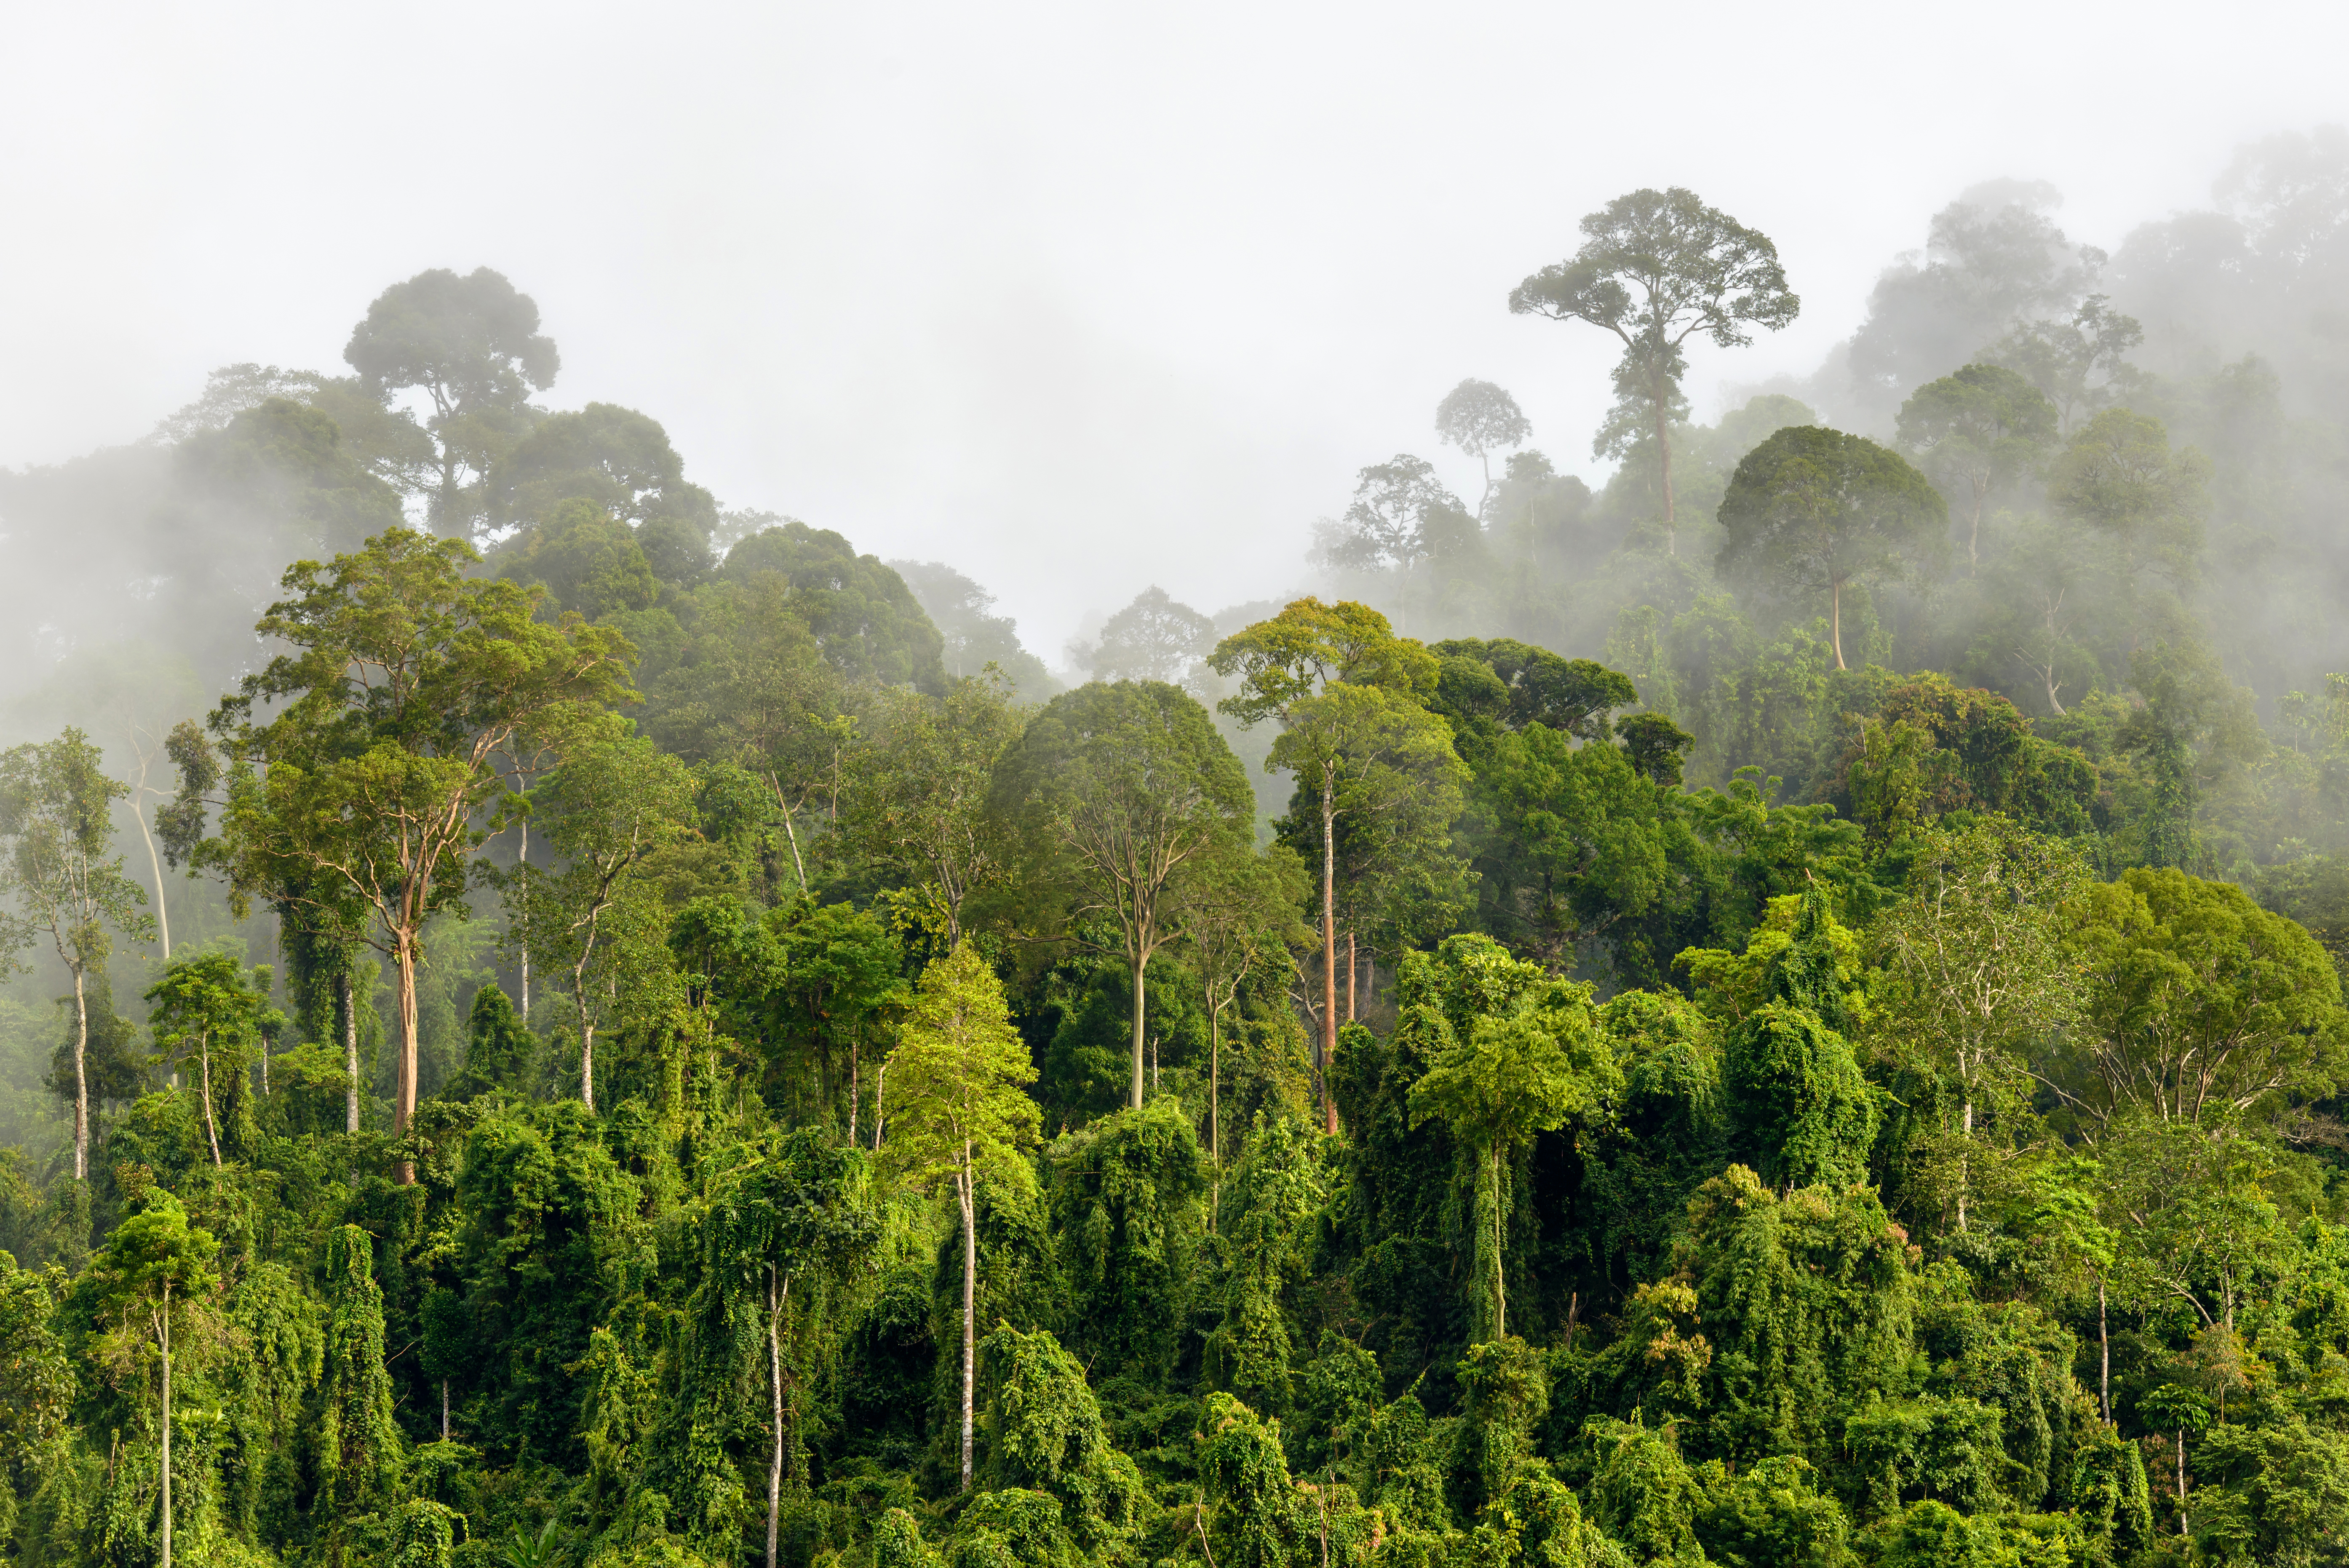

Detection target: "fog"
[5, 1, 2345, 662]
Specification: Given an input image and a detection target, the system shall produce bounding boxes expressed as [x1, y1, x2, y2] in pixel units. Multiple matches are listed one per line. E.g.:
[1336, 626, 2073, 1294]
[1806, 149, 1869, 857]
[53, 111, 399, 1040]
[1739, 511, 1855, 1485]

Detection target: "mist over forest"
[5, 115, 2349, 1568]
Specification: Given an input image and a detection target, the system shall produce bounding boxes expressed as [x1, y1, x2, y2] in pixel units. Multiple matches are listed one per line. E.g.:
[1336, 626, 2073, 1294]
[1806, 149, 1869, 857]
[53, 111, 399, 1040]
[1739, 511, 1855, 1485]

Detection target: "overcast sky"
[4, 0, 2344, 661]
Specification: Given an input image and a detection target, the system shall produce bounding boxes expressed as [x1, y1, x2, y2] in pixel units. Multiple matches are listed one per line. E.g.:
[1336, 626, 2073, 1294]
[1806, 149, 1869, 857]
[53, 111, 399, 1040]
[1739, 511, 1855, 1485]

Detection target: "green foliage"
[983, 1326, 1149, 1552]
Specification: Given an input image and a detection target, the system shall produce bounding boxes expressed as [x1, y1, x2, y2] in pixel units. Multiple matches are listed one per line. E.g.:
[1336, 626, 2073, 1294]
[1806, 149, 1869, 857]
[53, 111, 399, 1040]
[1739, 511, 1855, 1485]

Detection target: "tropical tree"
[1510, 187, 1800, 553]
[1406, 936, 1617, 1340]
[0, 728, 156, 1180]
[506, 729, 695, 1109]
[1870, 819, 2087, 1228]
[1081, 587, 1217, 690]
[342, 266, 561, 538]
[702, 1129, 877, 1568]
[1716, 426, 1948, 669]
[144, 951, 270, 1168]
[1212, 600, 1463, 1130]
[80, 1191, 220, 1568]
[1893, 363, 2058, 568]
[1172, 841, 1310, 1167]
[994, 680, 1254, 1108]
[1435, 380, 1533, 521]
[880, 945, 1040, 1489]
[164, 528, 631, 1178]
[835, 674, 1024, 946]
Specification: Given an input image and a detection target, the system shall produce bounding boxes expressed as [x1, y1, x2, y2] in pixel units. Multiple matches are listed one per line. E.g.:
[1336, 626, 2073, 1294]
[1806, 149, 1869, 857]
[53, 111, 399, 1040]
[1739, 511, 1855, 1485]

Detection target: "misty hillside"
[5, 115, 2349, 1568]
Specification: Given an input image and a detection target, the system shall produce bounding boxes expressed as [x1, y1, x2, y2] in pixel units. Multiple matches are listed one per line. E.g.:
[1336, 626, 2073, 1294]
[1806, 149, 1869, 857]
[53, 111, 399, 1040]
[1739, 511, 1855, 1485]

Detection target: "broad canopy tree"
[1894, 362, 2059, 568]
[0, 728, 156, 1181]
[994, 680, 1254, 1109]
[1510, 188, 1800, 554]
[165, 527, 632, 1179]
[1716, 425, 1948, 670]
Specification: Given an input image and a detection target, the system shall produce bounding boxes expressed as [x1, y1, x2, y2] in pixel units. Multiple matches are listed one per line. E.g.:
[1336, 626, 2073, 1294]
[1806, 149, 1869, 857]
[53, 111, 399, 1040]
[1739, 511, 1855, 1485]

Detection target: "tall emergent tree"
[83, 1191, 220, 1568]
[1434, 379, 1533, 521]
[1716, 426, 1948, 669]
[994, 680, 1254, 1109]
[507, 728, 695, 1109]
[881, 945, 1040, 1491]
[164, 528, 632, 1179]
[1894, 363, 2059, 569]
[342, 266, 560, 539]
[1510, 187, 1799, 554]
[1212, 600, 1466, 1131]
[1406, 936, 1618, 1341]
[0, 728, 156, 1181]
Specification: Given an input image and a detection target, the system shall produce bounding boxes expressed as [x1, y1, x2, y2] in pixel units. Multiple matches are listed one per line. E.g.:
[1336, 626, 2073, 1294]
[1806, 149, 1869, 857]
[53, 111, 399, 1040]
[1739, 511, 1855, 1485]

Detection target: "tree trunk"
[1655, 391, 1677, 557]
[1347, 931, 1355, 1023]
[576, 958, 596, 1113]
[1208, 999, 1221, 1172]
[1830, 578, 1847, 670]
[959, 1161, 977, 1491]
[135, 800, 171, 962]
[395, 935, 420, 1184]
[1491, 1142, 1505, 1340]
[1320, 777, 1337, 1135]
[199, 1034, 221, 1167]
[72, 962, 89, 1182]
[517, 815, 529, 1028]
[339, 967, 359, 1136]
[768, 1266, 786, 1568]
[159, 1288, 173, 1568]
[2176, 1429, 2187, 1536]
[2098, 1277, 2111, 1423]
[441, 1379, 450, 1441]
[873, 1061, 887, 1152]
[1130, 953, 1147, 1109]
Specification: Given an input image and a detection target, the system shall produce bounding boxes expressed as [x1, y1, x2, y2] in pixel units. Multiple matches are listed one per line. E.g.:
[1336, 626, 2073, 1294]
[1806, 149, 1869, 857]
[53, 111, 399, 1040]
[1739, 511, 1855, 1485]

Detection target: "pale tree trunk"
[1319, 778, 1337, 1135]
[2098, 1277, 2111, 1423]
[134, 800, 171, 961]
[517, 815, 529, 1028]
[872, 1061, 887, 1152]
[72, 964, 89, 1181]
[159, 1288, 174, 1568]
[340, 968, 359, 1135]
[1129, 953, 1147, 1109]
[198, 1034, 221, 1167]
[1491, 1144, 1506, 1340]
[1347, 932, 1355, 1023]
[2175, 1429, 2188, 1536]
[1830, 579, 1847, 670]
[395, 935, 420, 1184]
[849, 1043, 860, 1146]
[768, 1266, 787, 1568]
[958, 1159, 977, 1491]
[1655, 392, 1677, 557]
[575, 956, 596, 1113]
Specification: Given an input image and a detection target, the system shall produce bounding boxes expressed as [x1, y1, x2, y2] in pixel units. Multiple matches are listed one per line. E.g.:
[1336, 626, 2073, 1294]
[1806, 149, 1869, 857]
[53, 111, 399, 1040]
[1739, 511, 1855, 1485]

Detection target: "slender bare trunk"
[873, 1060, 887, 1152]
[1491, 1143, 1505, 1339]
[575, 956, 596, 1112]
[1830, 579, 1847, 670]
[959, 1161, 977, 1491]
[1968, 486, 1984, 571]
[72, 964, 89, 1181]
[2176, 1429, 2187, 1536]
[1320, 778, 1337, 1135]
[1957, 1095, 1972, 1232]
[2098, 1277, 2110, 1422]
[1208, 1000, 1221, 1171]
[517, 815, 529, 1028]
[849, 1042, 860, 1145]
[198, 1034, 221, 1167]
[1655, 393, 1676, 556]
[135, 801, 171, 961]
[395, 936, 419, 1184]
[441, 1379, 450, 1441]
[1130, 953, 1147, 1109]
[768, 1266, 785, 1568]
[340, 968, 359, 1135]
[159, 1288, 173, 1568]
[1346, 932, 1355, 1023]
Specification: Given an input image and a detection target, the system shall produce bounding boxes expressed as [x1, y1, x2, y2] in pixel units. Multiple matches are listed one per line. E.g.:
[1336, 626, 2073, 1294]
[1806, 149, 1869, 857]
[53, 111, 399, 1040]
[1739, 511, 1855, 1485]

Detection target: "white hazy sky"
[4, 0, 2344, 660]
